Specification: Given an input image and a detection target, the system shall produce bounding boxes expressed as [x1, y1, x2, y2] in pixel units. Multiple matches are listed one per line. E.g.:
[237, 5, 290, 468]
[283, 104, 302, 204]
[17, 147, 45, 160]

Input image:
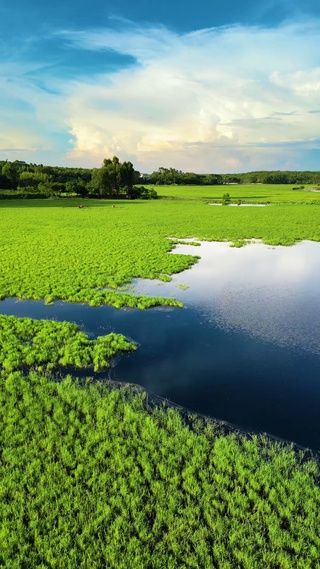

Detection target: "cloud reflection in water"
[133, 240, 320, 355]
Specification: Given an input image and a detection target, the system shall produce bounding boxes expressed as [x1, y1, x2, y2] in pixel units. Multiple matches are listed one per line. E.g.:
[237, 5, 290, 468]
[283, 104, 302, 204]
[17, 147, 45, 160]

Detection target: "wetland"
[1, 195, 320, 567]
[1, 239, 320, 450]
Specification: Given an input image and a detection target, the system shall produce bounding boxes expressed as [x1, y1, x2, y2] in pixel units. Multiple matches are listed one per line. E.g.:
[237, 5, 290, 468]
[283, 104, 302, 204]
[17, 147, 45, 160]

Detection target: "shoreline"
[50, 367, 320, 460]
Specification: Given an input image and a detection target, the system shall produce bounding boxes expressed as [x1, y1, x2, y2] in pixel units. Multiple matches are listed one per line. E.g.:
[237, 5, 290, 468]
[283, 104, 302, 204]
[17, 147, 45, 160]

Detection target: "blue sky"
[1, 0, 320, 172]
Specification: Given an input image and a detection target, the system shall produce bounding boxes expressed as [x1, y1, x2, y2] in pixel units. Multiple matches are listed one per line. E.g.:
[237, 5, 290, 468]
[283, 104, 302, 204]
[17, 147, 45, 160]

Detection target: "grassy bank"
[1, 371, 319, 568]
[1, 198, 320, 308]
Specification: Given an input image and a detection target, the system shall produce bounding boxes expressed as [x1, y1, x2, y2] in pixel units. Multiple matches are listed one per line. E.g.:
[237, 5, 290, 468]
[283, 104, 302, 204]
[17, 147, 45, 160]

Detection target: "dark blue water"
[1, 240, 320, 450]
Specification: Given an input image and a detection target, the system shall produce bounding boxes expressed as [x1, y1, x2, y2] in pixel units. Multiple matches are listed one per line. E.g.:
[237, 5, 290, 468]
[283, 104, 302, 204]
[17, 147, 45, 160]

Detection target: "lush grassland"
[1, 195, 320, 566]
[0, 315, 136, 373]
[1, 198, 320, 307]
[155, 183, 320, 202]
[1, 371, 320, 568]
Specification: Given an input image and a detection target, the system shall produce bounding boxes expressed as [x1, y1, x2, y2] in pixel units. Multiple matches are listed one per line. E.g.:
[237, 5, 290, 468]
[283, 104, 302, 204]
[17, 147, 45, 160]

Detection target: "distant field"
[0, 198, 320, 307]
[152, 183, 320, 202]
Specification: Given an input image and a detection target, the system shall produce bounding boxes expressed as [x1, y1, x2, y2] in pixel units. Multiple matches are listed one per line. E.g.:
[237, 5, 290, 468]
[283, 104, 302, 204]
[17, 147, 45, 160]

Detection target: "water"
[1, 240, 320, 450]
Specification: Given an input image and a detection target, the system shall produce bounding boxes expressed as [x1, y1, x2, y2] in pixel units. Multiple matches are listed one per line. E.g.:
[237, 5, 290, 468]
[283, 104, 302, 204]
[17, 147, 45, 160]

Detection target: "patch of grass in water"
[229, 239, 247, 248]
[176, 283, 189, 290]
[170, 238, 201, 246]
[0, 314, 137, 373]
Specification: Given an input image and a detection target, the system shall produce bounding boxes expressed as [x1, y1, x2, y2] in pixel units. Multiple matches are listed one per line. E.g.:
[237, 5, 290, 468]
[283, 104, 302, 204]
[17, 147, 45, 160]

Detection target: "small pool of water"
[1, 240, 320, 450]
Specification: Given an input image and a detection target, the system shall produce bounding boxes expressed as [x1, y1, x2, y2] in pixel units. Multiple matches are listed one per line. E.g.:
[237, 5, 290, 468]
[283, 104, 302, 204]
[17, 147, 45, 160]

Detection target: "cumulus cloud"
[1, 19, 320, 170]
[61, 20, 320, 171]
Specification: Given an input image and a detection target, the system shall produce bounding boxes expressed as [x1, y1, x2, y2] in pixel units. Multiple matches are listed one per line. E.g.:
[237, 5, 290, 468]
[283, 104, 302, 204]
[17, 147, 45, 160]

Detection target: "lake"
[1, 240, 320, 450]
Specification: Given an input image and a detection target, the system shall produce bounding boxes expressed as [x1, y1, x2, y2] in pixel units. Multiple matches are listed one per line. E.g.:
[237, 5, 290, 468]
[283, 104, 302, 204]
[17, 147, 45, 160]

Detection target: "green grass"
[1, 194, 320, 566]
[155, 183, 320, 203]
[0, 198, 320, 308]
[0, 371, 319, 568]
[0, 315, 136, 373]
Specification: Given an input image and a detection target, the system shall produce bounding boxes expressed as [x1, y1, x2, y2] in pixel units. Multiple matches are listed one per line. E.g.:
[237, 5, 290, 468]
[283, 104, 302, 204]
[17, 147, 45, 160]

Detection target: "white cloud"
[271, 68, 320, 98]
[1, 20, 320, 170]
[61, 20, 320, 171]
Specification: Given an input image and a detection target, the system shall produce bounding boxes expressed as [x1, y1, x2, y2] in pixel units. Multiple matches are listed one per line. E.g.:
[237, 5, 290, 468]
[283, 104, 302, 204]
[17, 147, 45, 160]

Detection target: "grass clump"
[0, 315, 136, 373]
[169, 238, 201, 246]
[176, 283, 189, 290]
[0, 371, 319, 568]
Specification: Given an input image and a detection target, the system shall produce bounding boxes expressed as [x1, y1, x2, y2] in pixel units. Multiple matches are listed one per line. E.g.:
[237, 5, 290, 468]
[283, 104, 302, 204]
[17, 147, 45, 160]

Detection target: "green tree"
[38, 181, 65, 197]
[65, 179, 88, 197]
[18, 171, 50, 189]
[202, 174, 223, 185]
[2, 161, 19, 189]
[90, 156, 135, 198]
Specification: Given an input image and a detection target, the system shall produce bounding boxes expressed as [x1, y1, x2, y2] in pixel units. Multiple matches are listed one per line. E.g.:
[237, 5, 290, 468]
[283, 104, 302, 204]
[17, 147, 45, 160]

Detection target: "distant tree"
[38, 181, 65, 197]
[202, 174, 223, 185]
[90, 156, 135, 198]
[183, 172, 201, 185]
[262, 172, 289, 184]
[18, 171, 51, 189]
[0, 174, 11, 189]
[65, 179, 88, 197]
[126, 186, 158, 200]
[149, 167, 184, 185]
[2, 162, 19, 189]
[120, 160, 135, 192]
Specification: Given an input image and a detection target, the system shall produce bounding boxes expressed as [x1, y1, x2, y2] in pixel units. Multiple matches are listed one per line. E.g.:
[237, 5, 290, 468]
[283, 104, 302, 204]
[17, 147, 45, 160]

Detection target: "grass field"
[1, 371, 319, 568]
[0, 196, 320, 308]
[154, 183, 320, 202]
[1, 192, 320, 566]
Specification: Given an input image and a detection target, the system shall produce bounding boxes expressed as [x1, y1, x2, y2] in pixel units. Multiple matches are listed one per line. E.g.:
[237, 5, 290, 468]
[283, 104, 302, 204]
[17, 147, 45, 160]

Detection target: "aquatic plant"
[0, 371, 319, 567]
[0, 315, 136, 373]
[0, 199, 319, 309]
[169, 238, 201, 246]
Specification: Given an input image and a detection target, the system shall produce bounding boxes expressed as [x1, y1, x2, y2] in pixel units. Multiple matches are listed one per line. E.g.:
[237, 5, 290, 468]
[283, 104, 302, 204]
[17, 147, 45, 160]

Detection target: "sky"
[1, 0, 320, 173]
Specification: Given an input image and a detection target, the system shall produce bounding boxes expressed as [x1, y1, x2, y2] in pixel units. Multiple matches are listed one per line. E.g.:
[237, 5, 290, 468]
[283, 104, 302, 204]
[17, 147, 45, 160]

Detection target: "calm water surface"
[1, 240, 320, 450]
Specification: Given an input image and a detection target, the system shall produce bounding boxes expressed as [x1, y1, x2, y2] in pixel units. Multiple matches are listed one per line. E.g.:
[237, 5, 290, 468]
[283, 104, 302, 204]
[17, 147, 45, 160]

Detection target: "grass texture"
[0, 372, 319, 568]
[0, 198, 320, 308]
[0, 315, 136, 373]
[155, 183, 320, 202]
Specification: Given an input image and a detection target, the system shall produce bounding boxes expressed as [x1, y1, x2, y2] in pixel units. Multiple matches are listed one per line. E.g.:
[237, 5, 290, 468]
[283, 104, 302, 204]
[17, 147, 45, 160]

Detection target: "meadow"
[0, 315, 136, 373]
[0, 196, 320, 309]
[1, 371, 320, 568]
[155, 183, 320, 203]
[1, 191, 320, 566]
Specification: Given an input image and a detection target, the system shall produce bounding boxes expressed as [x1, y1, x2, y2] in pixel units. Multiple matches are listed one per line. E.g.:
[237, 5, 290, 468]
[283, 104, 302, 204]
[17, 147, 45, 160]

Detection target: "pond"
[1, 240, 320, 450]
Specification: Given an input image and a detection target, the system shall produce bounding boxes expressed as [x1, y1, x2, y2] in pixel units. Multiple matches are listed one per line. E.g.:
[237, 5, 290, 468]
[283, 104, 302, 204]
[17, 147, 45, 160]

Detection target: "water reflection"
[1, 240, 320, 449]
[132, 240, 320, 355]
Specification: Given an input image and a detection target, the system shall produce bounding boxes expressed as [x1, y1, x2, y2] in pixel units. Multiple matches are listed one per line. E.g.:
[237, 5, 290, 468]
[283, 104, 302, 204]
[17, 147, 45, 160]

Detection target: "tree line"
[1, 158, 320, 199]
[145, 167, 320, 185]
[0, 157, 157, 200]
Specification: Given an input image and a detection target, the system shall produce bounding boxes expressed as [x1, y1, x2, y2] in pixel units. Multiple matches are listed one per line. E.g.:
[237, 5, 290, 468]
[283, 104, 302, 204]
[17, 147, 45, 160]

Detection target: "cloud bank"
[2, 19, 320, 171]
